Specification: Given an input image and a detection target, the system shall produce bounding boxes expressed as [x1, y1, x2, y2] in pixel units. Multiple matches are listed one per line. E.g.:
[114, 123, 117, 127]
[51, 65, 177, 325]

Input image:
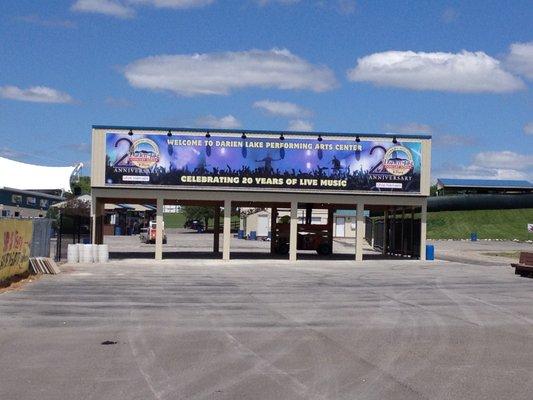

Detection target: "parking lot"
[1, 256, 532, 400]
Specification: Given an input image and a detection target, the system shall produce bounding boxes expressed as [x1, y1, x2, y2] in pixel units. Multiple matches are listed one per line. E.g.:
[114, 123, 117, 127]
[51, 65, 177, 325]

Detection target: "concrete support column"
[155, 197, 164, 261]
[289, 201, 298, 262]
[356, 203, 365, 262]
[419, 202, 427, 260]
[223, 199, 231, 261]
[213, 205, 220, 254]
[91, 197, 104, 245]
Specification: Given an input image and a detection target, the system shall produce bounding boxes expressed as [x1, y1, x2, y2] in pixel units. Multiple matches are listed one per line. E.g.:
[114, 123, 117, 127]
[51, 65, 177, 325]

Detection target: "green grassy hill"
[428, 209, 533, 241]
[165, 209, 533, 241]
[163, 212, 187, 228]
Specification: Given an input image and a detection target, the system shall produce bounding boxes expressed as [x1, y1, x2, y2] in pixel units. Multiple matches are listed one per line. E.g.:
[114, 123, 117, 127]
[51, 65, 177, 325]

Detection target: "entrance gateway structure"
[90, 125, 431, 261]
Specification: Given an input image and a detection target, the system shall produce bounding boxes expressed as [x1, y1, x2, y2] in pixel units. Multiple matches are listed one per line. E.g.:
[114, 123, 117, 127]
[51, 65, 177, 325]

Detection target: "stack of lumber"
[29, 257, 61, 275]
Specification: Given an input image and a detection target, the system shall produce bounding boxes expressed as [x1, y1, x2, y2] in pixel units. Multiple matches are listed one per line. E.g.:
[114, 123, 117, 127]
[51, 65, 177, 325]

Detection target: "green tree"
[71, 176, 91, 196]
[182, 206, 214, 229]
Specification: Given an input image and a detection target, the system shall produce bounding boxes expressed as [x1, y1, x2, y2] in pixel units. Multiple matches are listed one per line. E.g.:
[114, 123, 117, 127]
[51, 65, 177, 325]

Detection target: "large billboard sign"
[105, 132, 422, 192]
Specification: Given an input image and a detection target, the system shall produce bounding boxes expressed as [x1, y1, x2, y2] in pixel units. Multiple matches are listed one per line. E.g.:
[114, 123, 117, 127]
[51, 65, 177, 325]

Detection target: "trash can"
[470, 232, 477, 242]
[114, 226, 122, 236]
[425, 245, 435, 261]
[238, 229, 244, 239]
[249, 231, 257, 241]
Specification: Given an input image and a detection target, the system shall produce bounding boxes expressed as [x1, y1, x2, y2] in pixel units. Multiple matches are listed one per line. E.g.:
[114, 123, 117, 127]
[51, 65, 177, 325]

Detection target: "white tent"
[0, 156, 82, 193]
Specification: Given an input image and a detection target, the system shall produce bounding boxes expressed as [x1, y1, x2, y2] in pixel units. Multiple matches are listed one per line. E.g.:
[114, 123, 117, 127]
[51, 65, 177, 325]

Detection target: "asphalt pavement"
[1, 258, 532, 400]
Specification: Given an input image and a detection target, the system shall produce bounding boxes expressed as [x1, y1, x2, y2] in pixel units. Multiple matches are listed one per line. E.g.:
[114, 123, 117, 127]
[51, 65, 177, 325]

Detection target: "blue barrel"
[426, 245, 435, 261]
[238, 229, 244, 239]
[470, 232, 478, 242]
[114, 226, 122, 236]
[249, 231, 257, 240]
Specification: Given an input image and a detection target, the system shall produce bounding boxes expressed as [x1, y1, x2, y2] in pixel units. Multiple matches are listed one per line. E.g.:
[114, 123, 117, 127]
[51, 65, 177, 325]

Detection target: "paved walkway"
[1, 259, 532, 400]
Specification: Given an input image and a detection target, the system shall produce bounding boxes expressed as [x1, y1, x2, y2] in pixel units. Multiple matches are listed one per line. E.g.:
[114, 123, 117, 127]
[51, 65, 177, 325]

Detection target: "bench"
[511, 252, 533, 277]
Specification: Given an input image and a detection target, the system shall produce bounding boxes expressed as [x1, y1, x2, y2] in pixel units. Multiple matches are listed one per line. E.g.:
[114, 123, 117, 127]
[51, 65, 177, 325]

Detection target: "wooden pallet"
[29, 257, 61, 275]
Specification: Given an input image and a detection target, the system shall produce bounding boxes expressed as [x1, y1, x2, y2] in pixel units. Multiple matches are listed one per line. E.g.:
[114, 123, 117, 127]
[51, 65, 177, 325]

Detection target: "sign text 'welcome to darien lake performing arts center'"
[105, 132, 422, 192]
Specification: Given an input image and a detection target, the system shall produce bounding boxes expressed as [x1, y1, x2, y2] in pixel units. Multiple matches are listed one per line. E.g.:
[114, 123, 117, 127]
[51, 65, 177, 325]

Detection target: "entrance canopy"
[91, 125, 432, 262]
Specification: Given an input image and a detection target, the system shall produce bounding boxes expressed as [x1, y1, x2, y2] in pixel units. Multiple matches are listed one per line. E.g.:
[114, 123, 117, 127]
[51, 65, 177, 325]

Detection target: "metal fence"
[368, 216, 420, 258]
[53, 213, 91, 261]
[30, 218, 52, 257]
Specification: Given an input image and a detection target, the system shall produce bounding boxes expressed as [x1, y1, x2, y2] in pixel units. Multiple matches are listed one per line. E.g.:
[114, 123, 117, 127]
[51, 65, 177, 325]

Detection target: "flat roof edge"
[91, 125, 432, 140]
[441, 185, 533, 189]
[1, 187, 65, 200]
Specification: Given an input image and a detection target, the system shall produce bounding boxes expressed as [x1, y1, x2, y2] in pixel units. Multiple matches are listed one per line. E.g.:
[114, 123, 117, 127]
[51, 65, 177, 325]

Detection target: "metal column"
[270, 207, 277, 254]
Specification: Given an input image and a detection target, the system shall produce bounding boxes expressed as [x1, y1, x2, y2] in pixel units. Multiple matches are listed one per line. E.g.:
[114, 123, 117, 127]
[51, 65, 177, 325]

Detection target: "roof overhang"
[92, 125, 432, 140]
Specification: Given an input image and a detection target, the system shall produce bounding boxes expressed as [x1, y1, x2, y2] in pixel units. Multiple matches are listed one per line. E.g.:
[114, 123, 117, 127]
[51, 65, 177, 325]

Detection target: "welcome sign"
[105, 132, 422, 192]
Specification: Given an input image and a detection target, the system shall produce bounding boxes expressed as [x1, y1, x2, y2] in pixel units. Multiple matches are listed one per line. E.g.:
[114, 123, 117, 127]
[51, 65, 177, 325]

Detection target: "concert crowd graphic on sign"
[105, 132, 422, 192]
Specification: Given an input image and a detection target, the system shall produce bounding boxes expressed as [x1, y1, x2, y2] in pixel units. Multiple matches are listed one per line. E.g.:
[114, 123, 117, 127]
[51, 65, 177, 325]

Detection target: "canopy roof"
[0, 156, 82, 193]
[437, 178, 533, 189]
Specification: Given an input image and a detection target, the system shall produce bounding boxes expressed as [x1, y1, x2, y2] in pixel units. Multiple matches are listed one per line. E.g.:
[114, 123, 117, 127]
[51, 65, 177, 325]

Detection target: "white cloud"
[0, 85, 74, 103]
[196, 115, 242, 129]
[256, 0, 301, 5]
[63, 143, 92, 152]
[335, 0, 356, 15]
[253, 99, 311, 118]
[0, 147, 27, 160]
[16, 14, 77, 28]
[441, 7, 458, 23]
[433, 134, 476, 147]
[524, 122, 533, 135]
[473, 151, 533, 171]
[287, 119, 313, 131]
[257, 0, 355, 15]
[506, 42, 533, 80]
[124, 48, 337, 96]
[71, 0, 135, 18]
[433, 150, 533, 180]
[72, 0, 212, 18]
[435, 163, 530, 181]
[384, 122, 477, 146]
[104, 96, 133, 108]
[129, 0, 214, 9]
[347, 50, 525, 93]
[383, 122, 433, 134]
[437, 150, 533, 181]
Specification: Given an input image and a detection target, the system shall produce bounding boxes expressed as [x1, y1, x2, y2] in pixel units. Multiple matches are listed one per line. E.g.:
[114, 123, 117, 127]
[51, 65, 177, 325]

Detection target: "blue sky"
[0, 0, 532, 181]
